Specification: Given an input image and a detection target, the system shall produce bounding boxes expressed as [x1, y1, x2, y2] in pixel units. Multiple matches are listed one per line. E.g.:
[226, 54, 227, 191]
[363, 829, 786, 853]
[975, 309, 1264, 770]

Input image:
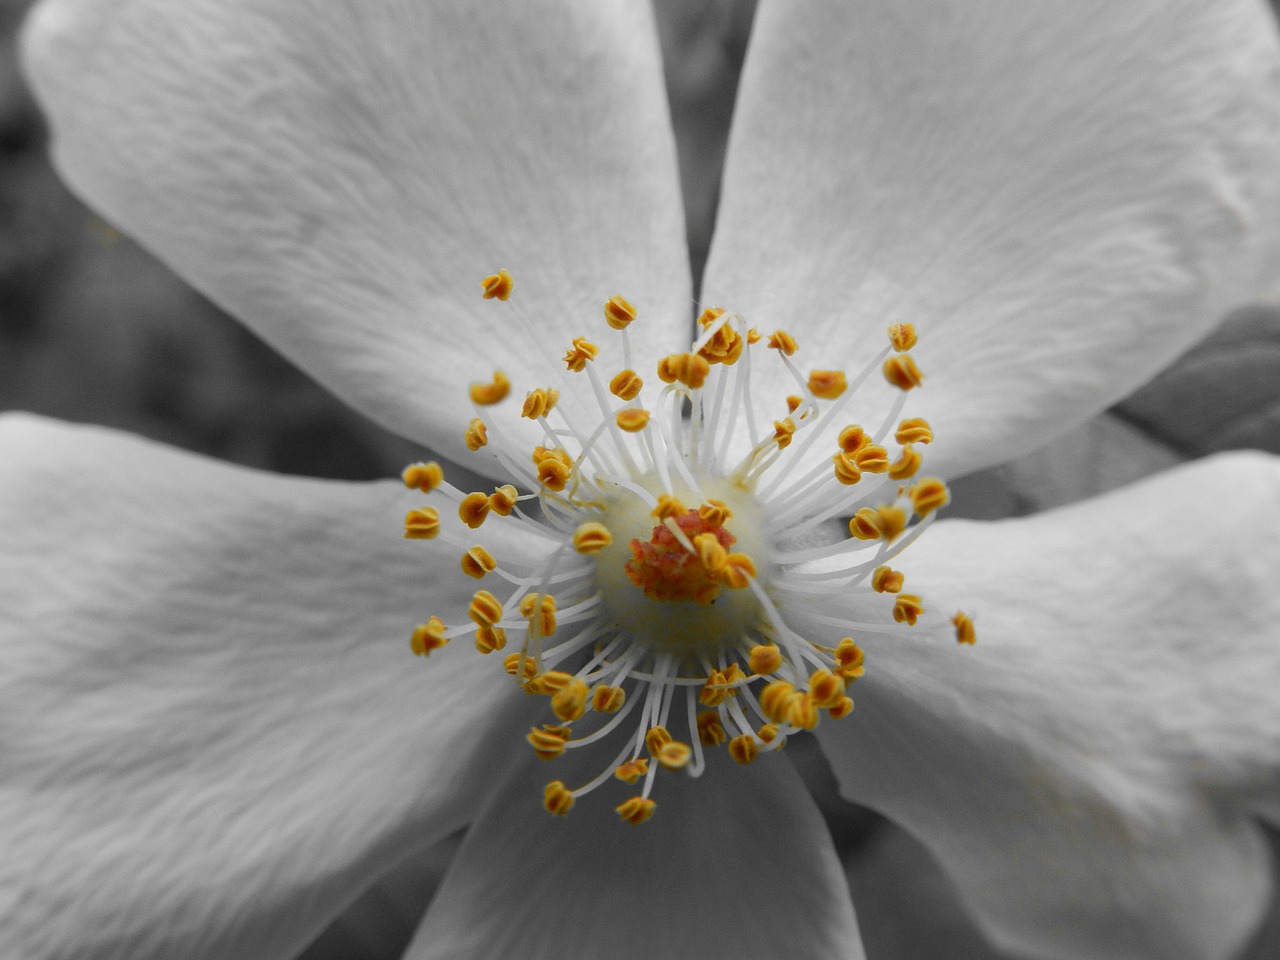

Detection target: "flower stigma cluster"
[402, 269, 974, 825]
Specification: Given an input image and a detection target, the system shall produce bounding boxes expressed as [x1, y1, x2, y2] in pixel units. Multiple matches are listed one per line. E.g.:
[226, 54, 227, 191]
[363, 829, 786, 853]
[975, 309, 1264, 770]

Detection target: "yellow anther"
[532, 445, 573, 469]
[483, 486, 516, 518]
[808, 669, 846, 709]
[591, 684, 626, 713]
[697, 311, 744, 366]
[834, 638, 866, 678]
[519, 593, 557, 638]
[749, 643, 783, 676]
[758, 723, 785, 747]
[615, 757, 649, 784]
[887, 322, 918, 352]
[729, 734, 759, 765]
[808, 369, 848, 400]
[786, 394, 804, 414]
[911, 477, 950, 517]
[697, 499, 732, 525]
[468, 589, 504, 627]
[697, 306, 726, 328]
[767, 329, 798, 355]
[458, 492, 491, 529]
[461, 545, 497, 579]
[789, 694, 820, 730]
[888, 445, 922, 480]
[526, 670, 572, 695]
[474, 625, 507, 654]
[657, 353, 710, 389]
[697, 711, 728, 746]
[543, 780, 575, 816]
[616, 796, 656, 825]
[521, 387, 560, 420]
[604, 294, 637, 330]
[645, 725, 674, 756]
[871, 565, 905, 594]
[773, 418, 796, 450]
[832, 451, 862, 486]
[953, 611, 977, 645]
[838, 424, 869, 453]
[695, 532, 728, 572]
[404, 507, 441, 540]
[854, 444, 890, 473]
[876, 505, 908, 541]
[657, 741, 693, 770]
[543, 781, 575, 816]
[760, 680, 800, 724]
[718, 553, 756, 589]
[401, 461, 444, 493]
[616, 408, 650, 432]
[609, 369, 644, 401]
[469, 370, 511, 406]
[884, 354, 924, 390]
[464, 418, 488, 451]
[747, 328, 763, 344]
[896, 417, 934, 445]
[652, 495, 686, 520]
[536, 458, 571, 492]
[503, 652, 538, 681]
[563, 336, 599, 372]
[573, 521, 613, 554]
[550, 677, 589, 722]
[849, 508, 884, 541]
[481, 269, 513, 301]
[828, 696, 855, 720]
[409, 617, 449, 656]
[700, 670, 730, 708]
[894, 594, 924, 626]
[528, 724, 572, 761]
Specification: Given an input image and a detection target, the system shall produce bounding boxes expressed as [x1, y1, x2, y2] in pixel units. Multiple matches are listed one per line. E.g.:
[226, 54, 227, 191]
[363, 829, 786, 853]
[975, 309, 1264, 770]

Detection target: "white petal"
[405, 749, 862, 960]
[800, 454, 1280, 960]
[702, 0, 1280, 479]
[0, 415, 544, 960]
[21, 0, 691, 469]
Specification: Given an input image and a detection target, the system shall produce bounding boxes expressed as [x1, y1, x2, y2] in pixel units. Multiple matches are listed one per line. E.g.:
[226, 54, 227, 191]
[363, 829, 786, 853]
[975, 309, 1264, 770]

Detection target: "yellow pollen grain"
[887, 322, 918, 351]
[604, 294, 637, 330]
[464, 418, 488, 451]
[609, 368, 644, 401]
[953, 611, 977, 645]
[616, 408, 650, 432]
[480, 269, 513, 301]
[889, 445, 922, 480]
[871, 565, 904, 594]
[884, 354, 924, 391]
[894, 594, 924, 626]
[896, 417, 933, 445]
[573, 521, 612, 554]
[404, 507, 440, 540]
[729, 734, 759, 765]
[469, 370, 511, 406]
[521, 387, 560, 420]
[767, 329, 798, 355]
[458, 492, 491, 529]
[409, 617, 449, 656]
[543, 780, 575, 816]
[402, 461, 444, 492]
[808, 369, 848, 400]
[911, 478, 950, 517]
[563, 336, 599, 372]
[616, 796, 656, 825]
[461, 545, 497, 579]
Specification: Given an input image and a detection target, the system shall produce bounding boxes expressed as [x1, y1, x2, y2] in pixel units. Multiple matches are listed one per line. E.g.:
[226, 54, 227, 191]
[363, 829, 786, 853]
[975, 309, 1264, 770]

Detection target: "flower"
[5, 2, 1280, 960]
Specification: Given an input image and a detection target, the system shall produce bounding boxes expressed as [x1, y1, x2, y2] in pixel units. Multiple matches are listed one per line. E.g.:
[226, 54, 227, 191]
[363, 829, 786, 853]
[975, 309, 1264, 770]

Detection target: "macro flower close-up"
[4, 1, 1280, 959]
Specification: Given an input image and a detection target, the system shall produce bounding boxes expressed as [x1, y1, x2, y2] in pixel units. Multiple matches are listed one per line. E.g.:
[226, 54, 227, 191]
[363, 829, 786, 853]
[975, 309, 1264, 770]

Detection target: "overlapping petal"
[803, 453, 1280, 960]
[0, 415, 545, 960]
[21, 0, 691, 472]
[406, 748, 862, 960]
[704, 0, 1280, 480]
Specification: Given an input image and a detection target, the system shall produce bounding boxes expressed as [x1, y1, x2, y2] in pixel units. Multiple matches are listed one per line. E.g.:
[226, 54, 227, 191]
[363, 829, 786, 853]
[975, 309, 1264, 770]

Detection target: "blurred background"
[3, 0, 1279, 957]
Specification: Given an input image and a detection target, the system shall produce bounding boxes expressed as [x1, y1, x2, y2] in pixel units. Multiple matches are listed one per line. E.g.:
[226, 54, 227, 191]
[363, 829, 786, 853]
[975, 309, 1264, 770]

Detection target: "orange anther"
[645, 725, 674, 756]
[773, 418, 796, 450]
[697, 499, 732, 525]
[695, 532, 727, 572]
[849, 508, 883, 541]
[458, 492, 491, 529]
[657, 353, 710, 389]
[953, 611, 977, 645]
[854, 444, 890, 473]
[404, 507, 440, 540]
[888, 445, 922, 480]
[828, 696, 855, 720]
[519, 593, 557, 638]
[409, 617, 449, 656]
[503, 652, 538, 681]
[525, 670, 572, 695]
[616, 408, 650, 432]
[729, 734, 759, 765]
[657, 741, 693, 770]
[718, 553, 756, 589]
[521, 387, 560, 420]
[464, 418, 488, 451]
[789, 695, 820, 730]
[808, 669, 846, 709]
[834, 638, 865, 678]
[591, 684, 626, 713]
[652, 495, 686, 520]
[488, 485, 518, 517]
[767, 330, 798, 355]
[838, 424, 869, 453]
[697, 307, 726, 328]
[536, 458, 571, 492]
[700, 670, 730, 708]
[572, 521, 612, 554]
[563, 336, 599, 372]
[468, 590, 503, 627]
[609, 369, 644, 401]
[749, 644, 783, 676]
[887, 322, 917, 351]
[615, 758, 649, 784]
[480, 269, 513, 300]
[697, 711, 728, 746]
[911, 478, 950, 517]
[616, 796, 656, 825]
[832, 451, 862, 486]
[551, 677, 589, 722]
[757, 723, 785, 747]
[876, 505, 908, 541]
[474, 625, 507, 654]
[760, 680, 800, 724]
[895, 417, 933, 445]
[528, 725, 571, 761]
[786, 394, 804, 414]
[808, 369, 848, 400]
[894, 594, 924, 626]
[543, 780, 575, 816]
[401, 461, 444, 492]
[604, 294, 637, 330]
[871, 565, 905, 594]
[469, 370, 511, 406]
[461, 545, 497, 579]
[884, 354, 924, 390]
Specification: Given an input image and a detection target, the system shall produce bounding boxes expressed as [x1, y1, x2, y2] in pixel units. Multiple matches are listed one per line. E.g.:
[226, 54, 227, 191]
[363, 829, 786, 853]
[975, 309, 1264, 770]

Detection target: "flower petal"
[0, 415, 543, 960]
[404, 749, 863, 960]
[21, 0, 691, 469]
[702, 0, 1280, 479]
[801, 453, 1280, 960]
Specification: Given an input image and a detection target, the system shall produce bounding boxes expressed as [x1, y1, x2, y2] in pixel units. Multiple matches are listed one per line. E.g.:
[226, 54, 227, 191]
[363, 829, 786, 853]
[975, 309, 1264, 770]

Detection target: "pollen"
[400, 274, 973, 823]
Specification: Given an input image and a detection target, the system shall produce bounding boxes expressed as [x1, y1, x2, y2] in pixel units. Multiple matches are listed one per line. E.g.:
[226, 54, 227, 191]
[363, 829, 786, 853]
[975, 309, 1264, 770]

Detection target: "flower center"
[400, 271, 974, 825]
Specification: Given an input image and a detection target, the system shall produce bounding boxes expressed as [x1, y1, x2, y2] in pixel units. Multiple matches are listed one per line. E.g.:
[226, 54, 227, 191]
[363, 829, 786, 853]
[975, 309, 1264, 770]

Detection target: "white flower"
[4, 2, 1280, 959]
